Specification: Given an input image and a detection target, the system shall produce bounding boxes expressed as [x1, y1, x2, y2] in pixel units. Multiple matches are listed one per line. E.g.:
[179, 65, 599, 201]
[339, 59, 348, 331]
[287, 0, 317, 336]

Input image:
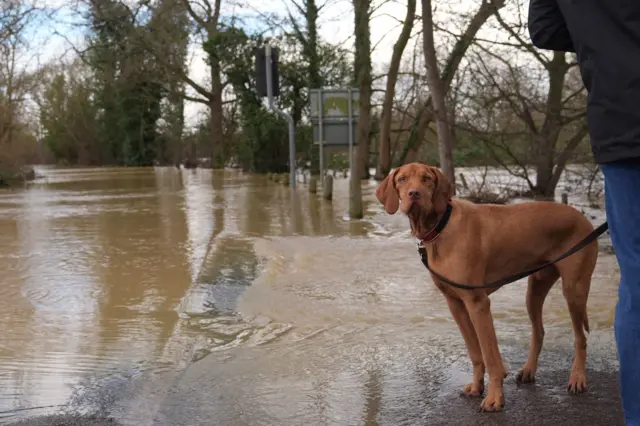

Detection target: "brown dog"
[376, 162, 598, 412]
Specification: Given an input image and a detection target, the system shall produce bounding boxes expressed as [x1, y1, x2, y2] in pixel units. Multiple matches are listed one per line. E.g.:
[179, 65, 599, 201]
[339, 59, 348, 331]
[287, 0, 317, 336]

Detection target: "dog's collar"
[417, 202, 453, 244]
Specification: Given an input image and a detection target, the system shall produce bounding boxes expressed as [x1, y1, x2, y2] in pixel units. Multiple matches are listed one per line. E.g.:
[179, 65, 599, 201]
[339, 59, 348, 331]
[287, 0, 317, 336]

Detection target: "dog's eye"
[398, 176, 406, 183]
[421, 175, 431, 182]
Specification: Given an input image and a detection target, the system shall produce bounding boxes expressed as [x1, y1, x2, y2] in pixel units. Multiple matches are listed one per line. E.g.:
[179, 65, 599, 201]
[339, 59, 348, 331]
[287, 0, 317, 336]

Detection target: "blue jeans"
[601, 161, 640, 426]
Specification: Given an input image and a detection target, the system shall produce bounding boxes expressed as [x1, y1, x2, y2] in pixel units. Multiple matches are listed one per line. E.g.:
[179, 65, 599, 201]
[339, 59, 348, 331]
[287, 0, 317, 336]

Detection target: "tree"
[353, 0, 372, 181]
[148, 0, 190, 165]
[1, 0, 35, 147]
[186, 0, 226, 166]
[283, 0, 352, 174]
[37, 61, 101, 165]
[111, 0, 226, 166]
[285, 0, 324, 175]
[215, 28, 290, 172]
[0, 0, 41, 183]
[458, 0, 589, 198]
[375, 0, 416, 180]
[397, 0, 506, 165]
[85, 0, 165, 166]
[421, 0, 455, 185]
[285, 0, 323, 132]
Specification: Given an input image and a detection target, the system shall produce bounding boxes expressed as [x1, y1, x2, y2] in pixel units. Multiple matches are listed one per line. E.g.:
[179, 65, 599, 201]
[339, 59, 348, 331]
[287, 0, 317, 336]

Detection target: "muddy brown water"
[0, 167, 621, 425]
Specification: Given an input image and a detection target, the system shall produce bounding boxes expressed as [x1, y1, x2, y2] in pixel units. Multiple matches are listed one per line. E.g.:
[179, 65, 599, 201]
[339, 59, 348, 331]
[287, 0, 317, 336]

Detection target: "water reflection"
[0, 166, 622, 424]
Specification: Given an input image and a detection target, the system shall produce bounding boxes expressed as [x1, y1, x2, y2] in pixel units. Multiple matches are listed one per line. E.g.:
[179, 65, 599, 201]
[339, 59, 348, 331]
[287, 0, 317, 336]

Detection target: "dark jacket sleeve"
[528, 0, 576, 52]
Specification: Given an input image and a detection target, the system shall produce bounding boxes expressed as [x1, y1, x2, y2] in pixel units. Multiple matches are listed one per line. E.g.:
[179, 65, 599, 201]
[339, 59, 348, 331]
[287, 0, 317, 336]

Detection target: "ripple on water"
[229, 235, 621, 347]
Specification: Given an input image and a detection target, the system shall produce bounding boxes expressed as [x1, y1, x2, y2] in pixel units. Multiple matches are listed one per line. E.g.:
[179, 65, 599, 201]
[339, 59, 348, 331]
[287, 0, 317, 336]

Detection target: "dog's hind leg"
[558, 241, 596, 395]
[517, 266, 559, 384]
[563, 274, 592, 394]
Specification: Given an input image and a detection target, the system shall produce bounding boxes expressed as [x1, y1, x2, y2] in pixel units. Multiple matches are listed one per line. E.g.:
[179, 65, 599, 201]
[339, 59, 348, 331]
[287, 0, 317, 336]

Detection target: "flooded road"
[0, 167, 623, 425]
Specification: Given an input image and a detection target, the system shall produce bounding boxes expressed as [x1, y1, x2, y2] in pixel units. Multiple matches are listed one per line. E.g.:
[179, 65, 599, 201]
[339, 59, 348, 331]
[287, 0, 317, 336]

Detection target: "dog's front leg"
[444, 293, 485, 397]
[464, 293, 507, 412]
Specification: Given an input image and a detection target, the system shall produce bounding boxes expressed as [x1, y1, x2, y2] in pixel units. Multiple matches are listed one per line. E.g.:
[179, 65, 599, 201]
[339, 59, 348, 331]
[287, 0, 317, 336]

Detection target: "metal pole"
[347, 87, 353, 173]
[266, 44, 273, 108]
[288, 117, 296, 188]
[265, 44, 296, 189]
[318, 89, 324, 181]
[290, 189, 297, 233]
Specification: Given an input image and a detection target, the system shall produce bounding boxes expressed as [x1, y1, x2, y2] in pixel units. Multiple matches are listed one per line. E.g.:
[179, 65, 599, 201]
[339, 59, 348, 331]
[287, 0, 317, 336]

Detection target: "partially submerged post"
[309, 176, 317, 194]
[347, 87, 362, 219]
[318, 89, 325, 180]
[323, 175, 333, 200]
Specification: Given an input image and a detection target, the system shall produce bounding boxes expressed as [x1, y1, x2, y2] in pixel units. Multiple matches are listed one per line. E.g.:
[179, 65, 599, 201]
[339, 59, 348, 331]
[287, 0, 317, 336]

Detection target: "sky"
[23, 0, 528, 127]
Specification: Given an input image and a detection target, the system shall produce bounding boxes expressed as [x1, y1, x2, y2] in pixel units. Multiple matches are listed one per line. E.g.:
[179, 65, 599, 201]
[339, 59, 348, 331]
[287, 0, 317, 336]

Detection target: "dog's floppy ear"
[376, 169, 399, 214]
[431, 167, 454, 215]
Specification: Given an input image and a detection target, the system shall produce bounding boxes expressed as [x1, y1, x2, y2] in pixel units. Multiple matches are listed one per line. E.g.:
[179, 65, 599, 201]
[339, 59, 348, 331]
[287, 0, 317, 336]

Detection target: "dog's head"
[376, 162, 454, 218]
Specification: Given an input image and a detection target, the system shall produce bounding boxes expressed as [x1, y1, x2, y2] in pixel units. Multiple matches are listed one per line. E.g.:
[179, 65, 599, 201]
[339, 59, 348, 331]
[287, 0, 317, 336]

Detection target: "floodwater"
[0, 167, 622, 425]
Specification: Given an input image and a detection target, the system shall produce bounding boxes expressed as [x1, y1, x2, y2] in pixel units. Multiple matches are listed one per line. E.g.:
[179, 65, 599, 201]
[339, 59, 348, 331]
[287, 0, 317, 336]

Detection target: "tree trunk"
[208, 59, 224, 167]
[375, 0, 416, 180]
[207, 0, 223, 168]
[397, 0, 505, 166]
[402, 108, 433, 164]
[209, 105, 223, 166]
[548, 123, 589, 194]
[306, 0, 322, 89]
[534, 51, 568, 198]
[421, 0, 455, 186]
[353, 0, 371, 180]
[533, 133, 555, 199]
[288, 0, 323, 175]
[306, 0, 322, 176]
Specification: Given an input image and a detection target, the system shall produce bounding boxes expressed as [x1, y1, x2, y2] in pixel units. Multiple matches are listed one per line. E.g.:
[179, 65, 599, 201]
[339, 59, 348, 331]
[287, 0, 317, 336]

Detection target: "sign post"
[317, 89, 324, 179]
[309, 88, 362, 219]
[256, 44, 296, 189]
[347, 87, 354, 174]
[309, 88, 360, 174]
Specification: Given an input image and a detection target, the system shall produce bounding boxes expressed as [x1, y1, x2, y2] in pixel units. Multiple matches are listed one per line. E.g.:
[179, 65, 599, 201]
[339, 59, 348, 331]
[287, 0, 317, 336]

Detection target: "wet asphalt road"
[7, 330, 625, 426]
[8, 372, 624, 426]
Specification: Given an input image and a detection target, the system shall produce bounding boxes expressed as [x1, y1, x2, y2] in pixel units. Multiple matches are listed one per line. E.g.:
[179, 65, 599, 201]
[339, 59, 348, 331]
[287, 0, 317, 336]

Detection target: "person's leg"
[600, 161, 640, 425]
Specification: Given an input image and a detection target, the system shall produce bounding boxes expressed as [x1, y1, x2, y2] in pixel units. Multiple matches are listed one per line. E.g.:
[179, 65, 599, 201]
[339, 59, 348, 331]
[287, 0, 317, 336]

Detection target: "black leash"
[417, 219, 609, 291]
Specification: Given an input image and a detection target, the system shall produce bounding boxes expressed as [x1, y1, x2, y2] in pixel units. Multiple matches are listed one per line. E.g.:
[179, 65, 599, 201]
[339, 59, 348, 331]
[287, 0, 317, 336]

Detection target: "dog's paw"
[460, 381, 484, 398]
[567, 371, 588, 394]
[516, 367, 536, 384]
[479, 389, 504, 413]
